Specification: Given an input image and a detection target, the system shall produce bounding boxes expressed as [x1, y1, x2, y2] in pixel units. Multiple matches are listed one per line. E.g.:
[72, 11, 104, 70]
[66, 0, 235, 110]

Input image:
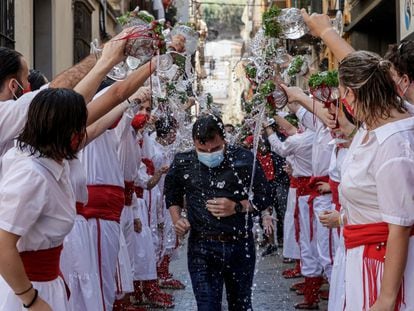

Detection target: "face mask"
[340, 89, 354, 117]
[396, 76, 409, 97]
[10, 79, 29, 99]
[197, 148, 224, 168]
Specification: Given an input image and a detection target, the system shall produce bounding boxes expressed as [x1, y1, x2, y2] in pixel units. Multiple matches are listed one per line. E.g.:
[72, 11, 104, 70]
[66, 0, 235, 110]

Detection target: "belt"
[191, 231, 251, 243]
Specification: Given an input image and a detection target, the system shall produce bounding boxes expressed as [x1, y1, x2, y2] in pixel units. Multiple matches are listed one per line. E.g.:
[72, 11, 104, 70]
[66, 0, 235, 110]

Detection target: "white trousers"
[61, 215, 104, 311]
[282, 187, 301, 259]
[298, 195, 323, 277]
[116, 215, 134, 297]
[312, 195, 337, 281]
[88, 219, 120, 311]
[133, 198, 157, 280]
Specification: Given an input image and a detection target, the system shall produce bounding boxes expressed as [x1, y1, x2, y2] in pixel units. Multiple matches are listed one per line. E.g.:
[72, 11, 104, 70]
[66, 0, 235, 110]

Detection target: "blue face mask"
[197, 149, 225, 168]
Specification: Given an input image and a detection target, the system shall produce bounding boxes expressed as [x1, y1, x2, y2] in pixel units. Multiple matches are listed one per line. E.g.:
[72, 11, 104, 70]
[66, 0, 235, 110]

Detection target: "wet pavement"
[157, 241, 328, 311]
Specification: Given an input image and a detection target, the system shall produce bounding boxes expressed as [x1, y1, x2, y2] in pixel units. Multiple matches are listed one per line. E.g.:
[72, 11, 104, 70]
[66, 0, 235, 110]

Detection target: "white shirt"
[79, 130, 124, 187]
[0, 90, 44, 158]
[268, 129, 314, 177]
[340, 114, 414, 226]
[151, 138, 175, 194]
[69, 159, 88, 204]
[297, 107, 333, 176]
[0, 147, 75, 251]
[328, 146, 348, 182]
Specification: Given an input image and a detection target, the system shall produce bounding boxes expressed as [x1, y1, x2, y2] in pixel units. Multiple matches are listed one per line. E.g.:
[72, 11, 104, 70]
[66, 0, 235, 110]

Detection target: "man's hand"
[174, 217, 191, 237]
[160, 165, 170, 175]
[318, 210, 340, 229]
[318, 107, 337, 128]
[134, 218, 143, 233]
[283, 163, 293, 176]
[280, 84, 308, 104]
[301, 9, 332, 38]
[206, 198, 237, 218]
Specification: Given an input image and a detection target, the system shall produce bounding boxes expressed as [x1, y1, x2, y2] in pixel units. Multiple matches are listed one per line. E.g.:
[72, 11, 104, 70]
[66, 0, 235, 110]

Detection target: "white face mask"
[396, 76, 409, 98]
[10, 79, 25, 100]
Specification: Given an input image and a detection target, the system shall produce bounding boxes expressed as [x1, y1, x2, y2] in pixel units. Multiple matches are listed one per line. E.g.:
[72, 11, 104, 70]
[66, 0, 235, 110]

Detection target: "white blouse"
[340, 116, 414, 226]
[0, 147, 76, 251]
[68, 159, 88, 204]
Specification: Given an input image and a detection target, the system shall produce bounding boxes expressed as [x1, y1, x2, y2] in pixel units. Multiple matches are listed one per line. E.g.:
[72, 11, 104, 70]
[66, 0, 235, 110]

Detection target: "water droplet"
[183, 174, 189, 179]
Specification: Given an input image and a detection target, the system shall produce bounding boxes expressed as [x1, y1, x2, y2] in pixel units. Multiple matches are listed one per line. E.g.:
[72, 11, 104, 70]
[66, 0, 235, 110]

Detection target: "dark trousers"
[187, 236, 255, 311]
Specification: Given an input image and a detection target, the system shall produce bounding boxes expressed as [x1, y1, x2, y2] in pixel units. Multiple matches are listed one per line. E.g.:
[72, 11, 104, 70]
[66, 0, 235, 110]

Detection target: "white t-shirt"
[340, 115, 414, 226]
[0, 147, 76, 251]
[268, 129, 314, 177]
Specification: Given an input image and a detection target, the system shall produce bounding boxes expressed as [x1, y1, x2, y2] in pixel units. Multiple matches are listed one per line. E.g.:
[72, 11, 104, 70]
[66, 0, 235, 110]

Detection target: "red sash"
[142, 158, 155, 175]
[75, 202, 85, 215]
[20, 245, 63, 282]
[80, 185, 125, 223]
[307, 176, 329, 241]
[344, 222, 414, 310]
[135, 186, 144, 199]
[124, 181, 135, 206]
[291, 176, 312, 243]
[328, 178, 340, 212]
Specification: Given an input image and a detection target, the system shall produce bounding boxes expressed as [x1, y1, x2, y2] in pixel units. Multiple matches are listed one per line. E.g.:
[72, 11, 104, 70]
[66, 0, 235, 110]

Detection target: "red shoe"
[142, 280, 174, 308]
[283, 260, 301, 278]
[159, 278, 186, 290]
[290, 280, 305, 291]
[113, 296, 147, 311]
[294, 276, 323, 310]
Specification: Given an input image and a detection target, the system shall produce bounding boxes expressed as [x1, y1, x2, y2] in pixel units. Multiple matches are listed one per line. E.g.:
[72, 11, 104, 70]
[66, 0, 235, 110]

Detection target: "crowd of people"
[0, 6, 413, 311]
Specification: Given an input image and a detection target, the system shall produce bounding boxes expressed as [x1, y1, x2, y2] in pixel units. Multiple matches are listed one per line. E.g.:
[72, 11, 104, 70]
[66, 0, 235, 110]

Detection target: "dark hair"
[155, 115, 178, 137]
[384, 40, 414, 82]
[0, 47, 23, 91]
[28, 69, 48, 91]
[18, 88, 87, 161]
[96, 77, 116, 94]
[339, 51, 405, 127]
[224, 123, 234, 129]
[192, 114, 225, 144]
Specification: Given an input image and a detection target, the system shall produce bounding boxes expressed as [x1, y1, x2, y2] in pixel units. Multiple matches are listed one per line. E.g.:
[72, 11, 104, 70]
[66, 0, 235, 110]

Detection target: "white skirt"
[282, 187, 300, 259]
[0, 274, 69, 311]
[61, 215, 103, 311]
[116, 214, 134, 296]
[345, 236, 414, 310]
[133, 198, 157, 280]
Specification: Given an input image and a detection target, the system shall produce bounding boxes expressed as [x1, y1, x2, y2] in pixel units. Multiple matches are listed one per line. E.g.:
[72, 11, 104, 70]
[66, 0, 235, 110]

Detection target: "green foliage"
[287, 56, 305, 76]
[117, 10, 155, 26]
[262, 6, 282, 38]
[259, 80, 276, 96]
[245, 64, 257, 79]
[308, 70, 339, 88]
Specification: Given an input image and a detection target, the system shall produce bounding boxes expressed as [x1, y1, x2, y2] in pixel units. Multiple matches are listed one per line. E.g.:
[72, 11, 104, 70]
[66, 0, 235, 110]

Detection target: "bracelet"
[23, 288, 38, 309]
[320, 27, 335, 40]
[15, 284, 33, 296]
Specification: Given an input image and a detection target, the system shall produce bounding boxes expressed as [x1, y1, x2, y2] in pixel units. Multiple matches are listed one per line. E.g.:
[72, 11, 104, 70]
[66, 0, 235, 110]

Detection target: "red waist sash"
[344, 222, 414, 310]
[80, 185, 125, 223]
[75, 202, 84, 215]
[135, 186, 144, 199]
[124, 181, 135, 206]
[20, 245, 63, 282]
[291, 176, 312, 243]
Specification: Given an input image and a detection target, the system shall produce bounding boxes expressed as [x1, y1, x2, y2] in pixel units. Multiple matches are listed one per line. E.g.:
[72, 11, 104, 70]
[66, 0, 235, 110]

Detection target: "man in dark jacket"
[164, 114, 271, 311]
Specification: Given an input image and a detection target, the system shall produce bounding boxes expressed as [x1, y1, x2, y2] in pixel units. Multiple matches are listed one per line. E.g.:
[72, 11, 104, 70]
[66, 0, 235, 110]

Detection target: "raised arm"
[301, 9, 355, 62]
[86, 59, 156, 126]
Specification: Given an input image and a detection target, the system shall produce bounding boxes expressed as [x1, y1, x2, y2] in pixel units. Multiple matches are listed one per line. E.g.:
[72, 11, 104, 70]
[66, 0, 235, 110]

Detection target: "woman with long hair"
[339, 51, 414, 310]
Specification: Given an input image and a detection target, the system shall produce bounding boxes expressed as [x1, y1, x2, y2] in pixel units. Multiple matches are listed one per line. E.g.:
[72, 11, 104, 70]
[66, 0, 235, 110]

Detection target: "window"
[73, 0, 93, 64]
[0, 0, 15, 49]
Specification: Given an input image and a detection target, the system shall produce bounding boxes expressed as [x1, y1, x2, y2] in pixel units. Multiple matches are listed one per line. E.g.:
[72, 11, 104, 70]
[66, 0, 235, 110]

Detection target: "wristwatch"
[234, 201, 244, 214]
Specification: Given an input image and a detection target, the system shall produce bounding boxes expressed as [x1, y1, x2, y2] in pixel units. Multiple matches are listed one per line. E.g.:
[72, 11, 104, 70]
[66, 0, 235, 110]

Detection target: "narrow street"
[159, 242, 329, 311]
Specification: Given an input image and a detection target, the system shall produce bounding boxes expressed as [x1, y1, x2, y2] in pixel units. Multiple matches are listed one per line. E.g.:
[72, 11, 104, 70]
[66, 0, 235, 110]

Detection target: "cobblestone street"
[158, 242, 328, 311]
